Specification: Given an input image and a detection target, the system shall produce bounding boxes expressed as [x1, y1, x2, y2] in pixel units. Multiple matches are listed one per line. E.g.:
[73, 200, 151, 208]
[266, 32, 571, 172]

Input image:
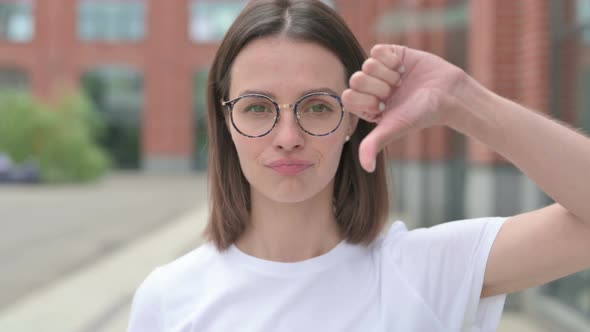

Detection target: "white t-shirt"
[128, 217, 507, 332]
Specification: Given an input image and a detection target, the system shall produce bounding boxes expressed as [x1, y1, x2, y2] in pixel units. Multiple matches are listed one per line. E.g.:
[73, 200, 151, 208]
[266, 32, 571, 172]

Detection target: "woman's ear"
[347, 113, 359, 137]
[225, 111, 231, 131]
[222, 105, 232, 132]
[221, 105, 237, 143]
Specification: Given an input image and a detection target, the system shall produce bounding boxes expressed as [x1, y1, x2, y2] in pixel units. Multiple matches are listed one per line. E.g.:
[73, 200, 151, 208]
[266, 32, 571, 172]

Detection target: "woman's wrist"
[444, 74, 503, 139]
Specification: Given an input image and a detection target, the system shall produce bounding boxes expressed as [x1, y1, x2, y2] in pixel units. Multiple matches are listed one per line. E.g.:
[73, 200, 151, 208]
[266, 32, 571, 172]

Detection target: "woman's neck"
[235, 184, 343, 263]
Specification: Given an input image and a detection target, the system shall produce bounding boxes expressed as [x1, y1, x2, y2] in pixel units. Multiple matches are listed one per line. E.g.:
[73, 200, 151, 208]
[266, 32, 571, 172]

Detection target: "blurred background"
[0, 0, 589, 331]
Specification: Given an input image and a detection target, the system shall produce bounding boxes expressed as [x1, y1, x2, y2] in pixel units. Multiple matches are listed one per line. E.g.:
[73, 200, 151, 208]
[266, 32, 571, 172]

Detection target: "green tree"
[0, 91, 111, 182]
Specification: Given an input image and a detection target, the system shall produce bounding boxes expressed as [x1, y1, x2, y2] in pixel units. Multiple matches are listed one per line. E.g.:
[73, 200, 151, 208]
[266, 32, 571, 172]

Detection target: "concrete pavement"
[498, 312, 549, 332]
[0, 172, 207, 310]
[0, 201, 209, 332]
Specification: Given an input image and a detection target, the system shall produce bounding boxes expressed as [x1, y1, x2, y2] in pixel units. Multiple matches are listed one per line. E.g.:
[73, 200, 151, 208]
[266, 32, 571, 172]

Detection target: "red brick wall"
[557, 0, 581, 126]
[468, 0, 551, 164]
[357, 0, 455, 162]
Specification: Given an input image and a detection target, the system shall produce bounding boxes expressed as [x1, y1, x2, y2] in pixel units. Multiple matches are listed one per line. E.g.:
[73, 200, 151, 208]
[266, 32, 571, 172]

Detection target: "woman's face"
[227, 37, 356, 203]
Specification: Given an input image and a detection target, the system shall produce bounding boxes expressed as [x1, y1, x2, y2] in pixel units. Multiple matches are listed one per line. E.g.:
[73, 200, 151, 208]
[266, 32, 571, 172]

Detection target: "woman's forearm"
[448, 76, 590, 222]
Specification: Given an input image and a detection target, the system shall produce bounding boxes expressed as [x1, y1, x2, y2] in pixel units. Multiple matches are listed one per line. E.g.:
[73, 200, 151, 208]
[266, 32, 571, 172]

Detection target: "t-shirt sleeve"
[384, 217, 508, 331]
[127, 268, 164, 332]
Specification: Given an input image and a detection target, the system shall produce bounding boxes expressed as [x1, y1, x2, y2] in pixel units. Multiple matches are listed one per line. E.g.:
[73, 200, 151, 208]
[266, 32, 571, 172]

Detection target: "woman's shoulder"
[129, 242, 224, 330]
[382, 216, 506, 244]
[149, 241, 220, 287]
[379, 216, 507, 264]
[375, 217, 509, 331]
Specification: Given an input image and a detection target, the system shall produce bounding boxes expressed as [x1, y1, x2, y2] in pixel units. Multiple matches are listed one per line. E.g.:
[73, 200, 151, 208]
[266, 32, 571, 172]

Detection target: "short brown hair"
[204, 0, 389, 251]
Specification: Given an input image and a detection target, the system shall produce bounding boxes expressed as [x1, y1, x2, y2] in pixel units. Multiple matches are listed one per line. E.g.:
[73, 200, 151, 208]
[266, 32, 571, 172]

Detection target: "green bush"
[0, 90, 111, 182]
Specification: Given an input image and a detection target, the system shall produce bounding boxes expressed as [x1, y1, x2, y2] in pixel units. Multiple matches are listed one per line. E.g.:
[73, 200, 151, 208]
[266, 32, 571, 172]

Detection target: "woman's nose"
[272, 108, 305, 151]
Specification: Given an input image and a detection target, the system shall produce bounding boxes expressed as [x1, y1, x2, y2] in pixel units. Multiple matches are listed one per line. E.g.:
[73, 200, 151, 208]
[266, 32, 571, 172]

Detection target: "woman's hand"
[342, 44, 468, 172]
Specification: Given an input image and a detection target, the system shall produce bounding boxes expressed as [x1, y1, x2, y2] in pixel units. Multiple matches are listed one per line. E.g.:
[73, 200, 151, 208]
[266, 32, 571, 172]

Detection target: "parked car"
[0, 153, 41, 184]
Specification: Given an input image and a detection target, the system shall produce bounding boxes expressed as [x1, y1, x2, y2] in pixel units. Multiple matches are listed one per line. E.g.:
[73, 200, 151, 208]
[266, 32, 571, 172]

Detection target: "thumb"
[359, 116, 414, 172]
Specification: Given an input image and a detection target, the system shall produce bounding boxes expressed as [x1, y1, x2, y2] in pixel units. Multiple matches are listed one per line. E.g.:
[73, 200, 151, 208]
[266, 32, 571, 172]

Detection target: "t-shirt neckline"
[224, 239, 365, 277]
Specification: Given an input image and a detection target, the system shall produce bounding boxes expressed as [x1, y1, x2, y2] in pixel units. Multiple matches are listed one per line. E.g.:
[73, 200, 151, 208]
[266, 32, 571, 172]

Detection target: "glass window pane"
[78, 0, 145, 42]
[127, 3, 143, 40]
[0, 67, 29, 91]
[0, 1, 34, 42]
[193, 69, 209, 170]
[544, 270, 590, 316]
[320, 0, 336, 9]
[189, 0, 246, 42]
[189, 0, 337, 43]
[81, 66, 143, 168]
[577, 0, 590, 43]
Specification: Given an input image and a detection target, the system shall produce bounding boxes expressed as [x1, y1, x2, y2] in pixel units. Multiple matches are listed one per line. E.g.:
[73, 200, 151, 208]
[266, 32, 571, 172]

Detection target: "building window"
[544, 270, 590, 317]
[78, 0, 145, 42]
[578, 0, 590, 22]
[189, 0, 336, 43]
[189, 0, 245, 43]
[192, 69, 209, 170]
[322, 0, 336, 9]
[0, 67, 28, 91]
[0, 0, 34, 42]
[82, 66, 143, 168]
[576, 0, 590, 43]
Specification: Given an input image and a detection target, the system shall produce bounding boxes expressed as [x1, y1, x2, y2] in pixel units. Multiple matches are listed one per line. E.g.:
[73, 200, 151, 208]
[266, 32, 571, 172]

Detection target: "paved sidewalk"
[498, 311, 549, 332]
[0, 172, 207, 310]
[0, 203, 209, 332]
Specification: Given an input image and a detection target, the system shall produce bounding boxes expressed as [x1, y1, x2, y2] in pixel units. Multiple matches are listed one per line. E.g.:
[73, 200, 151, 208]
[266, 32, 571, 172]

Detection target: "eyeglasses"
[221, 92, 344, 138]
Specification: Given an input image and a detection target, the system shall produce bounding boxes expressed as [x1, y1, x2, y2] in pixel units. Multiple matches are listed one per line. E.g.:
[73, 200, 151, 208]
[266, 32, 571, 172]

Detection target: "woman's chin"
[246, 170, 335, 205]
[262, 188, 316, 204]
[251, 182, 322, 204]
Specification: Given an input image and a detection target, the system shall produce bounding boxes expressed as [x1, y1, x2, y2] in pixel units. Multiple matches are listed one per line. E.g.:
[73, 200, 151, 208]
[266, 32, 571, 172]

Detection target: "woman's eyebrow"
[238, 89, 277, 98]
[237, 87, 339, 99]
[299, 87, 339, 97]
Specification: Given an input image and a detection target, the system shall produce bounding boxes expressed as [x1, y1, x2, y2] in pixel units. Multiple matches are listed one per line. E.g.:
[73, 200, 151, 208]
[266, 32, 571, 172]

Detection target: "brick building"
[0, 0, 589, 327]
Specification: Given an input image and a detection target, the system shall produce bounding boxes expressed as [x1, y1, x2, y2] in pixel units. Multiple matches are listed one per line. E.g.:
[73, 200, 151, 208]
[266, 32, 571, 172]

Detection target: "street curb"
[0, 204, 209, 332]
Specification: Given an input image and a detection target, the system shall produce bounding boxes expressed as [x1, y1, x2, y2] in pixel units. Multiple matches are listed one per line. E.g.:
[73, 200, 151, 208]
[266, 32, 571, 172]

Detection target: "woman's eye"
[245, 105, 270, 113]
[308, 104, 332, 113]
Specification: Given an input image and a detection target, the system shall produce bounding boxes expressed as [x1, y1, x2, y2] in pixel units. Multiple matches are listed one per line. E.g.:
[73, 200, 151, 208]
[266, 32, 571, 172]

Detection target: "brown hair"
[204, 0, 389, 250]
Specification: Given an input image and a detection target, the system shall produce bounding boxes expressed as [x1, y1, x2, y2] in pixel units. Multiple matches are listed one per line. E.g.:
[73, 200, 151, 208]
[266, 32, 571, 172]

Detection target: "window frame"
[0, 0, 34, 43]
[77, 0, 147, 43]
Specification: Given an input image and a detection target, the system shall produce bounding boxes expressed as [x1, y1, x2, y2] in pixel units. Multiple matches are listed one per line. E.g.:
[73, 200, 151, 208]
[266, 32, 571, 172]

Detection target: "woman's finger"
[341, 88, 381, 115]
[358, 111, 382, 123]
[359, 112, 414, 172]
[349, 71, 392, 101]
[370, 44, 405, 72]
[362, 58, 401, 88]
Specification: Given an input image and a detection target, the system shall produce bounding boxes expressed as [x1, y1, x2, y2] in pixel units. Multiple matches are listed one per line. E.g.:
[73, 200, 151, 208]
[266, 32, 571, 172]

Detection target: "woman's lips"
[265, 159, 313, 175]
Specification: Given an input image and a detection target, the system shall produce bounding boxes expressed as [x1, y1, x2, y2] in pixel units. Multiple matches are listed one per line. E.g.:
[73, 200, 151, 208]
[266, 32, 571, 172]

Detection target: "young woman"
[128, 1, 590, 331]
